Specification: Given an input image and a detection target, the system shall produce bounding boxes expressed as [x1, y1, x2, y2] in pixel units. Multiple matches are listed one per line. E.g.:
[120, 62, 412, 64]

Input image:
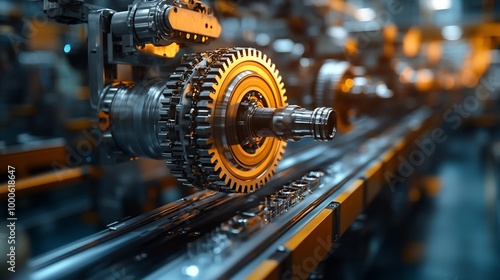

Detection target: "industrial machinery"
[2, 0, 499, 279]
[44, 0, 336, 193]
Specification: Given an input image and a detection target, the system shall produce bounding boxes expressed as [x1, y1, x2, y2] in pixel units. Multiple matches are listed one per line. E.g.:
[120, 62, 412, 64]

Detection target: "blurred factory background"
[0, 0, 499, 279]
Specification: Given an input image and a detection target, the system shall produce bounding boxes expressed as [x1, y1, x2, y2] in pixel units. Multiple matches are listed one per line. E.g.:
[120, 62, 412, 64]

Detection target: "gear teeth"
[213, 163, 221, 172]
[198, 157, 212, 164]
[275, 71, 283, 83]
[262, 53, 270, 65]
[215, 76, 222, 85]
[205, 73, 219, 82]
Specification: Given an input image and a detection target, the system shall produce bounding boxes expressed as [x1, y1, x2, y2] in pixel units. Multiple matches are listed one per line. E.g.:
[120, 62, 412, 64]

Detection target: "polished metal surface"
[111, 0, 220, 46]
[99, 80, 166, 159]
[246, 105, 336, 141]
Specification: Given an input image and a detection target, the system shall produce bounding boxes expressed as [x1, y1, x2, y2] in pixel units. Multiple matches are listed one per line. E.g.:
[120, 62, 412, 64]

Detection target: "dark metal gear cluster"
[161, 47, 288, 192]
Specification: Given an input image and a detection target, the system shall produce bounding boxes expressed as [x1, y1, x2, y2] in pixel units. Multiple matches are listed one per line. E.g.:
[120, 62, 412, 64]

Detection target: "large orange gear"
[164, 48, 287, 193]
[205, 48, 287, 192]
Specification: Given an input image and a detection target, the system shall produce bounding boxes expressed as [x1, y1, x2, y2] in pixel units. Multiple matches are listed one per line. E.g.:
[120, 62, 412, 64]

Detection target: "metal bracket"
[327, 201, 341, 243]
[88, 10, 114, 109]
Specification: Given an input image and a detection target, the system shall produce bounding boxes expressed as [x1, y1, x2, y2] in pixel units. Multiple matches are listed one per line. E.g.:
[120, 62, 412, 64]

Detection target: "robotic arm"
[45, 0, 221, 107]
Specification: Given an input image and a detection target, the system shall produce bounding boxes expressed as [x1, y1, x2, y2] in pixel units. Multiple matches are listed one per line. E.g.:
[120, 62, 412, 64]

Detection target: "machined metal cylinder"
[99, 81, 165, 159]
[111, 0, 171, 45]
[248, 105, 337, 141]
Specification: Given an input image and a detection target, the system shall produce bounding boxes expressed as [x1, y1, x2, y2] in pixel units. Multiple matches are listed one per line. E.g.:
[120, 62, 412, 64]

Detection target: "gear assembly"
[46, 0, 336, 193]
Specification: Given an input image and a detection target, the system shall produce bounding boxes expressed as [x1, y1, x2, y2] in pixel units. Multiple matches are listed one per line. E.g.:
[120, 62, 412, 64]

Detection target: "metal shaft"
[248, 105, 337, 141]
